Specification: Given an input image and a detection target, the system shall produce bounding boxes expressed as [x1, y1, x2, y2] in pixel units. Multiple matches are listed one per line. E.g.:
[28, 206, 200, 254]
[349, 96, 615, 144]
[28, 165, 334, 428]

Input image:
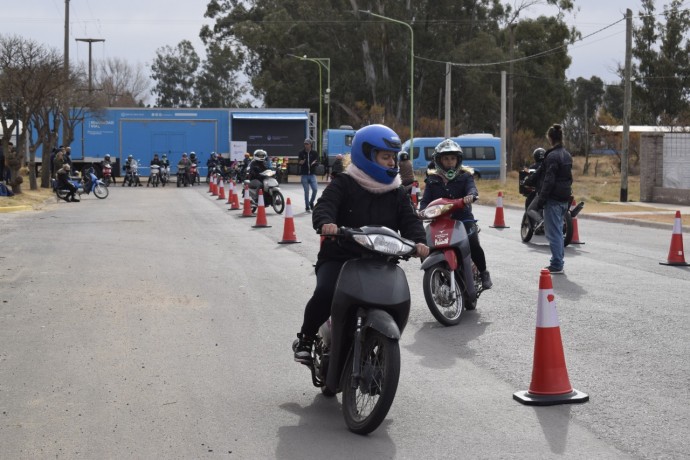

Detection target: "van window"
[411, 147, 420, 160]
[425, 147, 435, 161]
[345, 135, 354, 147]
[463, 146, 495, 161]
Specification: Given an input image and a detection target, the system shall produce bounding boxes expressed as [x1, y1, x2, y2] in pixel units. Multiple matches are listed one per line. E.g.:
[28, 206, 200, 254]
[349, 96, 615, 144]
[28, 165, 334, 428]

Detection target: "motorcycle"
[160, 165, 170, 186]
[189, 163, 200, 185]
[518, 169, 584, 247]
[177, 164, 190, 187]
[148, 164, 160, 187]
[53, 168, 108, 201]
[102, 163, 113, 187]
[293, 226, 417, 434]
[122, 160, 142, 187]
[245, 169, 285, 214]
[418, 197, 482, 326]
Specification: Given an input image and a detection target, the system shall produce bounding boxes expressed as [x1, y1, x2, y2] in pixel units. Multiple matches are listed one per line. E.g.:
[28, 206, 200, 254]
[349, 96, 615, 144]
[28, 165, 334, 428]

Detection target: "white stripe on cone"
[536, 288, 560, 328]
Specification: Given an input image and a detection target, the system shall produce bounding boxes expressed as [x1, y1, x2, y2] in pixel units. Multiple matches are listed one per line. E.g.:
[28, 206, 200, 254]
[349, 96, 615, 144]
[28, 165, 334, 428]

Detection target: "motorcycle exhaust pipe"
[570, 201, 585, 218]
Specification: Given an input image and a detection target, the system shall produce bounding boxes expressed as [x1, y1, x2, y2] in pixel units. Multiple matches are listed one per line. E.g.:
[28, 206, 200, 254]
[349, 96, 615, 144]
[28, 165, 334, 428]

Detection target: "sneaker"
[544, 266, 564, 274]
[480, 270, 493, 289]
[305, 206, 311, 213]
[293, 333, 314, 364]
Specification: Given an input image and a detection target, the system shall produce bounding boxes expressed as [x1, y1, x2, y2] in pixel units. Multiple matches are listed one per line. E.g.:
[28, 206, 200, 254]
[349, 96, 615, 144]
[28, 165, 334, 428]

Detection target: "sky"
[0, 0, 639, 95]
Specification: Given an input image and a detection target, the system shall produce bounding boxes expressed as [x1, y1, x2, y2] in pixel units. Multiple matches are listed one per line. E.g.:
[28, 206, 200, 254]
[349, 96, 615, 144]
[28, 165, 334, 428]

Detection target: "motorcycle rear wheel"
[521, 213, 534, 243]
[422, 263, 465, 326]
[271, 191, 285, 214]
[94, 184, 109, 199]
[342, 330, 400, 435]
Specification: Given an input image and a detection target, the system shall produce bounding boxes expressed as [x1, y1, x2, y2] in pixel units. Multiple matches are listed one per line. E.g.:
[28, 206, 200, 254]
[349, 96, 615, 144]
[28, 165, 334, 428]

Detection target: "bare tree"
[94, 57, 149, 107]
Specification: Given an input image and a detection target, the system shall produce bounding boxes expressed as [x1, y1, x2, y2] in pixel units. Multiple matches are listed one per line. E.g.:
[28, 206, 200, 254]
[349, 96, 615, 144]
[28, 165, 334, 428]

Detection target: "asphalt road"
[1, 182, 688, 459]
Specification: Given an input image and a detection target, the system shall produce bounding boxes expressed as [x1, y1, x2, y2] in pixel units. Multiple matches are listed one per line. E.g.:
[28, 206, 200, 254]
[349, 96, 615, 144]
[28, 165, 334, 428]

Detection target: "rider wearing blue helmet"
[293, 124, 430, 364]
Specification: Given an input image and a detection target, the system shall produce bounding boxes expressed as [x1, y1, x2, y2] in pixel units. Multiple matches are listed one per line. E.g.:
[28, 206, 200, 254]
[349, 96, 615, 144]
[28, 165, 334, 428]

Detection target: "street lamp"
[360, 10, 414, 155]
[289, 54, 330, 153]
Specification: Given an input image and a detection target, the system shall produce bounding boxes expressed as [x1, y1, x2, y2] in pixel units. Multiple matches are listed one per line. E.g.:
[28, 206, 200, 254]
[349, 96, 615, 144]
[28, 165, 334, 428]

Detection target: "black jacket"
[312, 174, 426, 268]
[298, 149, 320, 175]
[419, 170, 478, 222]
[538, 145, 572, 204]
[248, 159, 268, 181]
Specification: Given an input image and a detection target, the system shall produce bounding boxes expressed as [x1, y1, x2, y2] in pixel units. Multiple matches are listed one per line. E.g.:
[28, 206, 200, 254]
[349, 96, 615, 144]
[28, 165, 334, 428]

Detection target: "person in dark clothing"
[537, 124, 573, 274]
[330, 154, 344, 177]
[523, 147, 546, 224]
[297, 138, 319, 212]
[147, 154, 162, 186]
[248, 149, 269, 187]
[293, 124, 429, 364]
[419, 138, 493, 290]
[56, 164, 79, 202]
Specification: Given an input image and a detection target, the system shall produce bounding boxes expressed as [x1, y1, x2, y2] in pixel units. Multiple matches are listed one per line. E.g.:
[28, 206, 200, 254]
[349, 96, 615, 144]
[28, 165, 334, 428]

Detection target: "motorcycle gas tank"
[425, 218, 470, 250]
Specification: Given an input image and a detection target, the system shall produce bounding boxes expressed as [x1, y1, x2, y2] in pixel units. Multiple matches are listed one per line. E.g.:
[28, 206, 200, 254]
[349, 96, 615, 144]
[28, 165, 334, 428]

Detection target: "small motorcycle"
[518, 170, 583, 247]
[122, 160, 141, 187]
[148, 164, 160, 187]
[245, 170, 285, 214]
[189, 163, 200, 185]
[160, 165, 170, 186]
[102, 163, 113, 187]
[293, 226, 417, 434]
[418, 197, 482, 326]
[177, 165, 190, 187]
[54, 168, 108, 200]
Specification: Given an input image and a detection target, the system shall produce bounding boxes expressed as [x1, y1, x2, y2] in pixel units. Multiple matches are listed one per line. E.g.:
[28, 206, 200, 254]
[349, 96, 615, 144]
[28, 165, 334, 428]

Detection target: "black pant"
[465, 222, 487, 273]
[300, 260, 346, 337]
[60, 182, 77, 201]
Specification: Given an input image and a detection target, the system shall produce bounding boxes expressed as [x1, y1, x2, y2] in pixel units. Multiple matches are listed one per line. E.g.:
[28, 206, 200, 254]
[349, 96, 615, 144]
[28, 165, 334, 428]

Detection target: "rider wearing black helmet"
[419, 139, 493, 290]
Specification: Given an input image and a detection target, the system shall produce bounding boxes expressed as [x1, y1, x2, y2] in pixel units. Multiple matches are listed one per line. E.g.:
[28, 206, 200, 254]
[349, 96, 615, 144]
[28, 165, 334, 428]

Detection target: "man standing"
[537, 124, 573, 274]
[298, 138, 319, 212]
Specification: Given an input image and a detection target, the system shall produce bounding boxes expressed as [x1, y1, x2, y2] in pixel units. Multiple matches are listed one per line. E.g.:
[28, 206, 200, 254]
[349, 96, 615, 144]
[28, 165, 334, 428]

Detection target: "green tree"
[195, 42, 248, 108]
[151, 40, 200, 107]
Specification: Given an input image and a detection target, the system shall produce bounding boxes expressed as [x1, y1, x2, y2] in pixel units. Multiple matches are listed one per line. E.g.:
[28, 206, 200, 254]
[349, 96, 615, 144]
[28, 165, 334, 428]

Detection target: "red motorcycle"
[102, 163, 113, 187]
[418, 197, 483, 326]
[189, 163, 200, 185]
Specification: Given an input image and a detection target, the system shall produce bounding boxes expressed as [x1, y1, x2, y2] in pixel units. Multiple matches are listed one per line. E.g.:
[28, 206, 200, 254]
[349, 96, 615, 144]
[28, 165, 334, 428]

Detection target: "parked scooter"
[245, 169, 285, 214]
[177, 164, 190, 187]
[160, 165, 170, 186]
[518, 169, 583, 246]
[189, 163, 200, 185]
[293, 226, 417, 434]
[122, 159, 141, 187]
[418, 197, 483, 326]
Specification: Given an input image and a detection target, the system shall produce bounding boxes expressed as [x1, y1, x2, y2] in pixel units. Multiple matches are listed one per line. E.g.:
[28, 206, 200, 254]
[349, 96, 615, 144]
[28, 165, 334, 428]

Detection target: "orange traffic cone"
[210, 174, 218, 196]
[660, 211, 689, 266]
[217, 178, 226, 200]
[410, 181, 419, 208]
[513, 269, 589, 406]
[489, 191, 509, 228]
[240, 184, 254, 217]
[227, 180, 234, 204]
[229, 182, 241, 210]
[252, 189, 271, 228]
[278, 198, 301, 244]
[569, 199, 585, 244]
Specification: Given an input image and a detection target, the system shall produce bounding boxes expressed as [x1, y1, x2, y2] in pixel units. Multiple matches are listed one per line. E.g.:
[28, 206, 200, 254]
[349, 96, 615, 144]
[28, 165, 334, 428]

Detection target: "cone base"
[278, 240, 301, 244]
[513, 388, 589, 406]
[659, 260, 690, 266]
[252, 224, 271, 228]
[570, 241, 585, 244]
[228, 207, 240, 211]
[489, 225, 510, 229]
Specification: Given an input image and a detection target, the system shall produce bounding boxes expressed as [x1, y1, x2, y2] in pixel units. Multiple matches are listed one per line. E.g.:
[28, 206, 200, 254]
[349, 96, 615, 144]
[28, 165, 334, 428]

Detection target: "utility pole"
[444, 62, 451, 138]
[620, 9, 632, 202]
[500, 71, 507, 184]
[507, 24, 516, 172]
[75, 38, 105, 94]
[64, 0, 70, 75]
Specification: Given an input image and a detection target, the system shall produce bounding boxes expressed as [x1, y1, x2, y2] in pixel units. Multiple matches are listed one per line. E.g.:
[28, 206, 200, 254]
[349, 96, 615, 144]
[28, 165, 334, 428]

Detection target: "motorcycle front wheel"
[94, 184, 109, 199]
[271, 191, 285, 214]
[422, 263, 464, 326]
[563, 212, 574, 247]
[341, 330, 400, 435]
[521, 213, 534, 243]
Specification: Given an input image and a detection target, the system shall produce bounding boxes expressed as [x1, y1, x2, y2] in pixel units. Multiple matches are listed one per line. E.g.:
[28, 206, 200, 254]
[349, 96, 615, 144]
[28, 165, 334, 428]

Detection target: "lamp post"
[75, 38, 105, 95]
[289, 54, 331, 155]
[360, 10, 414, 154]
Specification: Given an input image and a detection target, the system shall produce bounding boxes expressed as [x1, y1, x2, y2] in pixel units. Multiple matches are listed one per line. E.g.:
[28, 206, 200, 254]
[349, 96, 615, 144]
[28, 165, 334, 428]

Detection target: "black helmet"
[533, 148, 546, 164]
[399, 151, 410, 162]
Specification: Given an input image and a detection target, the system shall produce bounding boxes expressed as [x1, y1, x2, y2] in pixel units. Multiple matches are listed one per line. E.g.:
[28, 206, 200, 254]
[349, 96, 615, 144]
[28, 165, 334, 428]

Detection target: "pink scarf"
[344, 164, 402, 194]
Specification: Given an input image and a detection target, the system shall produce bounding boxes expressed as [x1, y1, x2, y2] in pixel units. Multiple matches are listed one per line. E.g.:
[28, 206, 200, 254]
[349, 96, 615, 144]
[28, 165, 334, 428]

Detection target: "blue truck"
[322, 126, 357, 164]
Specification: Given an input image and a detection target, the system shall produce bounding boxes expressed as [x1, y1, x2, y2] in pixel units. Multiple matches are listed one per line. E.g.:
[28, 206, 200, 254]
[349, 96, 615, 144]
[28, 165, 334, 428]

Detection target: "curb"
[0, 205, 33, 213]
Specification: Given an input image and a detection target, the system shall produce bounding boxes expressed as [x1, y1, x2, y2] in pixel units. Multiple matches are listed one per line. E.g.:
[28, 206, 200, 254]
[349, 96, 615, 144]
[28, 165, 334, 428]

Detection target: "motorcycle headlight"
[352, 234, 414, 256]
[420, 204, 453, 219]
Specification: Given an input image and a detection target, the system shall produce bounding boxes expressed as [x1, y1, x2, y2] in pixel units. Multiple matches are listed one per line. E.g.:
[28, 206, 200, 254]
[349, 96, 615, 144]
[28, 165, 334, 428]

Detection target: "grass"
[0, 185, 54, 211]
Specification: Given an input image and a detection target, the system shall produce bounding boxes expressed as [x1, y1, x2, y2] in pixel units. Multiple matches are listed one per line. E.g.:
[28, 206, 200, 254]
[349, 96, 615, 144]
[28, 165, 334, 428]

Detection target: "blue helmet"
[350, 124, 402, 184]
